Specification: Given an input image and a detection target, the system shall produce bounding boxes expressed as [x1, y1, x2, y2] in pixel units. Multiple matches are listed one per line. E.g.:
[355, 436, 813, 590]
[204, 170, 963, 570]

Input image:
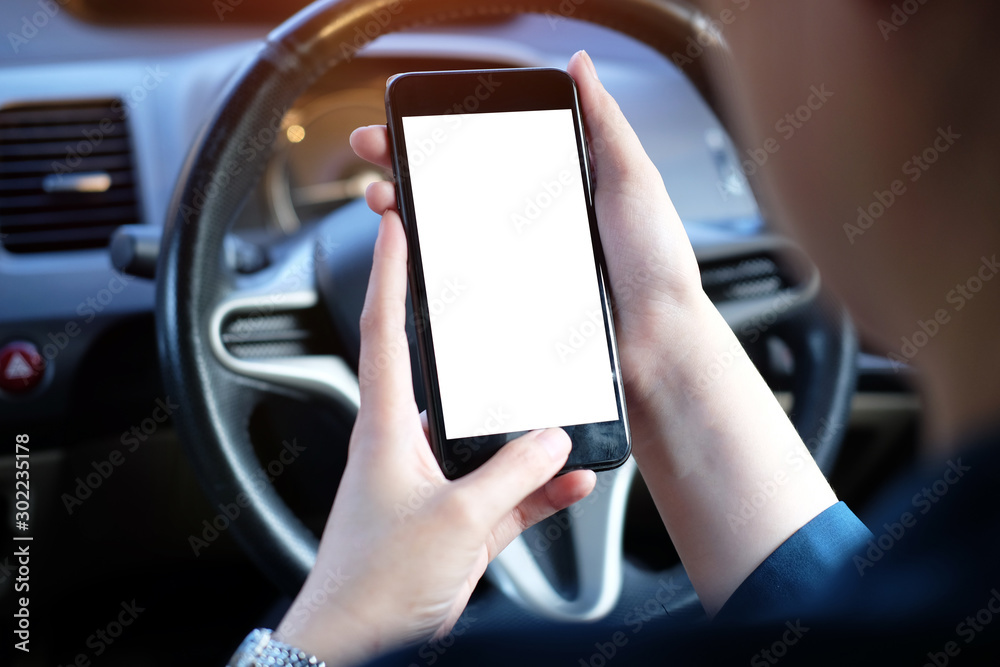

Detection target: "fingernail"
[577, 50, 599, 81]
[533, 428, 570, 461]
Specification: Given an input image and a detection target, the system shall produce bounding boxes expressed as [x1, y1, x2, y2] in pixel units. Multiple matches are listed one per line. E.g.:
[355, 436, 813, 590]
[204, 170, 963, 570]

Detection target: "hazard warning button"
[0, 342, 45, 394]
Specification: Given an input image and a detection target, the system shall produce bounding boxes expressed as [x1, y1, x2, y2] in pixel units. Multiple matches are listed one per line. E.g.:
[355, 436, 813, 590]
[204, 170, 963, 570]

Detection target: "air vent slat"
[221, 310, 336, 360]
[2, 225, 122, 253]
[701, 254, 793, 304]
[0, 123, 128, 142]
[0, 105, 121, 126]
[1, 204, 138, 228]
[0, 138, 132, 159]
[0, 188, 136, 211]
[0, 154, 133, 176]
[0, 99, 140, 253]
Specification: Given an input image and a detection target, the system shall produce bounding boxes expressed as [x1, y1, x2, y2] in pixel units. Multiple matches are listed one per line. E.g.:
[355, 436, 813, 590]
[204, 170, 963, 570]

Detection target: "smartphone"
[385, 67, 630, 479]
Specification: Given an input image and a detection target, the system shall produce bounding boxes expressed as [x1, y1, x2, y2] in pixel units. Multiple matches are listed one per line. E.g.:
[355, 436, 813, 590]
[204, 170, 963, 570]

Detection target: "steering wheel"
[156, 0, 857, 623]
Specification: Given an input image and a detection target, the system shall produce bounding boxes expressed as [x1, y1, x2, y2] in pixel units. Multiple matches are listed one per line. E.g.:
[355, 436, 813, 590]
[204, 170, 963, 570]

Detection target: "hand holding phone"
[385, 67, 631, 478]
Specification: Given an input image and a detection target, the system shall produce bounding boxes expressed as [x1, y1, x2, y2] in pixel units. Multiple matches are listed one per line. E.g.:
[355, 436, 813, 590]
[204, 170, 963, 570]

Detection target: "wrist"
[229, 628, 327, 667]
[622, 291, 772, 467]
[621, 291, 732, 416]
[274, 588, 381, 667]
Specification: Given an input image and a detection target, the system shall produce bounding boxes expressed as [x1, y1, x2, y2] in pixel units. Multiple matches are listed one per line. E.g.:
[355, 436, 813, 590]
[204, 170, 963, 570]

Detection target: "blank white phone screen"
[402, 109, 619, 439]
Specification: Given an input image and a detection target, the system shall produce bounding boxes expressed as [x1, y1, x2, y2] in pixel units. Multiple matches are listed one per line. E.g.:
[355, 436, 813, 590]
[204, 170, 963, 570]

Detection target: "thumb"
[567, 50, 659, 192]
[454, 428, 571, 527]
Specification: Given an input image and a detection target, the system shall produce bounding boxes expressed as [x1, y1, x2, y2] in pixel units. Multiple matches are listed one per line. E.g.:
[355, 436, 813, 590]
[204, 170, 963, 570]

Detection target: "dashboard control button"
[0, 342, 45, 394]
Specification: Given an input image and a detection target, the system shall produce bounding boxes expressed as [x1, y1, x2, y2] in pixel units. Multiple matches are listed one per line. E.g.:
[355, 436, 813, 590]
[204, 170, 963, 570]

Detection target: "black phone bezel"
[385, 67, 631, 479]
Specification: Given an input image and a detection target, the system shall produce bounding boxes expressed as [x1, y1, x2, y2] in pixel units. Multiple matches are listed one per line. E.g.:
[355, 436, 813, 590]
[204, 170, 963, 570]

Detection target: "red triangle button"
[0, 342, 45, 394]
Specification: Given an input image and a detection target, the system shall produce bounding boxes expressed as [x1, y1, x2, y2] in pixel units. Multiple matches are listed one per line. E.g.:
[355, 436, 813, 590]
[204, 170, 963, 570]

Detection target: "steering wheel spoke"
[208, 227, 361, 414]
[488, 458, 637, 621]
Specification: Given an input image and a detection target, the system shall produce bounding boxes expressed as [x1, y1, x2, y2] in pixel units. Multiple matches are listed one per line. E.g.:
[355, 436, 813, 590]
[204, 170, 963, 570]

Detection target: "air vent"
[221, 308, 335, 360]
[0, 99, 140, 253]
[700, 254, 792, 303]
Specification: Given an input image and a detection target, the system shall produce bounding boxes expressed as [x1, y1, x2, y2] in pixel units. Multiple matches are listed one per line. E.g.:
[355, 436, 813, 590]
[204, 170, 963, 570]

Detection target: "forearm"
[626, 293, 838, 616]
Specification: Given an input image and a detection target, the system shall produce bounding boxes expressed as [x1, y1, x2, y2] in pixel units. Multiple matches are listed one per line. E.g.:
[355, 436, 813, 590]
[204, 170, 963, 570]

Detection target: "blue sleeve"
[715, 501, 872, 623]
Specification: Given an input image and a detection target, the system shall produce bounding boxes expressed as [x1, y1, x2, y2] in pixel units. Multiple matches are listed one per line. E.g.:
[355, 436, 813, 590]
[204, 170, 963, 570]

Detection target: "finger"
[365, 180, 397, 216]
[486, 470, 596, 560]
[566, 51, 658, 192]
[357, 209, 415, 413]
[538, 470, 597, 513]
[350, 125, 392, 171]
[517, 470, 596, 529]
[455, 428, 572, 527]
